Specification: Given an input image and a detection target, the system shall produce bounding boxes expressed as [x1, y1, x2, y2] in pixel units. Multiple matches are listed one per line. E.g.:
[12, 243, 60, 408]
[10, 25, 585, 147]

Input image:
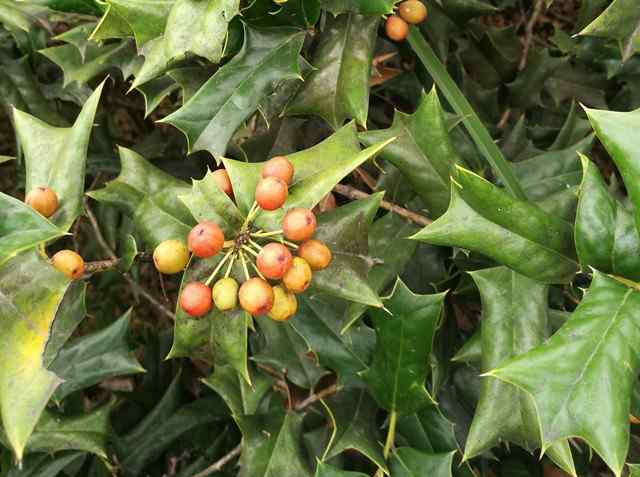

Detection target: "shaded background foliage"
[1, 0, 640, 476]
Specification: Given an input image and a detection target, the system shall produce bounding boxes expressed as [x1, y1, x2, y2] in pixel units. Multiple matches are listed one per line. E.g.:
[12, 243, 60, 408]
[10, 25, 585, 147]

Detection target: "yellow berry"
[153, 240, 189, 274]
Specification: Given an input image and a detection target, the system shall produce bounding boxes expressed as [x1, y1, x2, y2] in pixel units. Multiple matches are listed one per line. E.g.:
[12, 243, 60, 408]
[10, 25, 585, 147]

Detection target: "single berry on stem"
[188, 221, 225, 258]
[180, 282, 212, 317]
[153, 240, 189, 274]
[51, 250, 85, 279]
[298, 239, 332, 271]
[398, 0, 427, 24]
[283, 208, 317, 242]
[386, 15, 409, 42]
[256, 242, 293, 279]
[282, 257, 312, 294]
[239, 278, 274, 316]
[255, 177, 288, 211]
[25, 186, 58, 218]
[268, 285, 298, 322]
[262, 156, 294, 185]
[212, 169, 234, 198]
[212, 277, 239, 311]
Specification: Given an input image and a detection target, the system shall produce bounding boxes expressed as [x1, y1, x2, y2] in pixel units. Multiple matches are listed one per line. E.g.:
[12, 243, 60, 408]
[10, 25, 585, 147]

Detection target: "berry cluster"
[153, 156, 333, 322]
[24, 186, 86, 279]
[385, 1, 428, 42]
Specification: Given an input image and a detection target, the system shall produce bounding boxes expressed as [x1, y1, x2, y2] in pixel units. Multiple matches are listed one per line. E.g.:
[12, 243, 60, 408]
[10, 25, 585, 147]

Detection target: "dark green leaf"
[320, 0, 397, 15]
[389, 447, 454, 477]
[315, 462, 367, 477]
[203, 364, 273, 417]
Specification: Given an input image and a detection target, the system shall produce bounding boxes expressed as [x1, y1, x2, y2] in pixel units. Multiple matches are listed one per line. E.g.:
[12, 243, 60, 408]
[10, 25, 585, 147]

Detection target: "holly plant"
[2, 0, 640, 477]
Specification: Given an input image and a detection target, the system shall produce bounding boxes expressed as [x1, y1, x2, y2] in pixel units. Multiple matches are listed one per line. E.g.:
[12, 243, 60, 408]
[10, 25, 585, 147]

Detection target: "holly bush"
[1, 0, 640, 476]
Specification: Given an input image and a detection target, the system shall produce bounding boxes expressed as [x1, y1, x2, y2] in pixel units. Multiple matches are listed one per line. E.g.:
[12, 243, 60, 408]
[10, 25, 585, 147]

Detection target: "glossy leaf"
[203, 364, 273, 417]
[322, 387, 386, 471]
[237, 412, 311, 477]
[88, 147, 193, 248]
[161, 26, 305, 160]
[575, 155, 640, 281]
[585, 107, 640, 235]
[14, 82, 104, 232]
[389, 447, 454, 477]
[0, 193, 64, 268]
[488, 272, 640, 477]
[309, 194, 384, 307]
[291, 295, 374, 379]
[397, 404, 460, 455]
[286, 13, 377, 129]
[579, 0, 640, 61]
[316, 462, 367, 477]
[5, 452, 86, 477]
[23, 403, 113, 457]
[320, 0, 398, 15]
[463, 267, 575, 476]
[253, 318, 327, 389]
[362, 279, 444, 415]
[49, 310, 145, 401]
[411, 167, 578, 284]
[360, 88, 460, 217]
[0, 252, 77, 461]
[342, 212, 419, 333]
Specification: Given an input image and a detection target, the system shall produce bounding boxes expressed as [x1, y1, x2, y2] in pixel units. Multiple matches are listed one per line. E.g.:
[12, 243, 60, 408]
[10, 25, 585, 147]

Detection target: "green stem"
[251, 229, 283, 238]
[383, 410, 397, 459]
[239, 251, 250, 281]
[407, 27, 527, 201]
[224, 255, 236, 279]
[205, 250, 233, 286]
[242, 245, 259, 258]
[248, 259, 266, 281]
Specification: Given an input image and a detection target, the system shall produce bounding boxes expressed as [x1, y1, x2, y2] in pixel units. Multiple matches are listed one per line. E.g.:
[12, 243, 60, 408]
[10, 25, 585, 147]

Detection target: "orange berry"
[283, 208, 316, 242]
[239, 278, 274, 316]
[180, 282, 212, 317]
[212, 169, 233, 198]
[298, 240, 332, 271]
[256, 242, 293, 279]
[256, 177, 288, 211]
[282, 257, 312, 294]
[51, 250, 85, 279]
[386, 15, 409, 42]
[188, 221, 225, 258]
[398, 1, 427, 24]
[262, 156, 294, 185]
[25, 186, 58, 218]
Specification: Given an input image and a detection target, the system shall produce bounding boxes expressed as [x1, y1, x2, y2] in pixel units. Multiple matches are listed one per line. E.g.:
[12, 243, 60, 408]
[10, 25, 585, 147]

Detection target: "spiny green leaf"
[320, 0, 398, 15]
[362, 279, 444, 415]
[161, 25, 305, 160]
[463, 267, 575, 476]
[575, 155, 640, 281]
[389, 447, 455, 477]
[0, 193, 65, 268]
[0, 252, 77, 461]
[49, 310, 145, 401]
[203, 364, 273, 417]
[321, 387, 386, 471]
[411, 167, 578, 284]
[14, 82, 104, 232]
[359, 88, 460, 218]
[237, 412, 311, 477]
[315, 462, 367, 477]
[286, 13, 377, 129]
[489, 272, 640, 477]
[579, 0, 640, 61]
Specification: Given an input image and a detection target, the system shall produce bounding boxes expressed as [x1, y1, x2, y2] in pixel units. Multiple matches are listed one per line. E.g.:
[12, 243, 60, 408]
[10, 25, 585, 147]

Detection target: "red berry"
[262, 156, 294, 185]
[180, 282, 212, 317]
[188, 221, 225, 258]
[212, 169, 233, 198]
[255, 176, 288, 211]
[283, 208, 317, 242]
[298, 240, 332, 271]
[257, 242, 293, 279]
[25, 186, 58, 218]
[386, 15, 409, 42]
[239, 278, 274, 316]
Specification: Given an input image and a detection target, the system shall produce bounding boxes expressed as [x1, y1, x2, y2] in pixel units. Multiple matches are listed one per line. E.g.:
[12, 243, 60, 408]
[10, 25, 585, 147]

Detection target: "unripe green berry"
[51, 250, 84, 279]
[268, 285, 297, 322]
[153, 240, 189, 274]
[212, 277, 239, 311]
